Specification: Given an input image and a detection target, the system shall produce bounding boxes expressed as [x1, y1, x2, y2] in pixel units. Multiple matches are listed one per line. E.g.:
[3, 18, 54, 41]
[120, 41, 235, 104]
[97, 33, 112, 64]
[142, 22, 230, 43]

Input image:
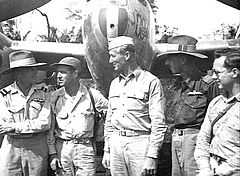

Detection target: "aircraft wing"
[0, 32, 85, 55]
[0, 32, 90, 90]
[217, 0, 240, 10]
[154, 38, 240, 52]
[0, 0, 51, 21]
[11, 41, 86, 55]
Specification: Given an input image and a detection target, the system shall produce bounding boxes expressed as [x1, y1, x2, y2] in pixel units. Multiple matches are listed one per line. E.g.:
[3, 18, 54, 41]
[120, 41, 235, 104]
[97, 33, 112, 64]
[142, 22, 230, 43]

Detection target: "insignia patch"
[187, 90, 203, 96]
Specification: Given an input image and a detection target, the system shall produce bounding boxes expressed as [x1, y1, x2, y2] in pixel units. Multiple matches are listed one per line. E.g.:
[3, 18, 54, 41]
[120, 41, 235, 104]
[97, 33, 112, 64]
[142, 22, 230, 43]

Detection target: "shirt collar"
[63, 83, 85, 100]
[119, 66, 142, 81]
[226, 92, 240, 103]
[10, 81, 33, 97]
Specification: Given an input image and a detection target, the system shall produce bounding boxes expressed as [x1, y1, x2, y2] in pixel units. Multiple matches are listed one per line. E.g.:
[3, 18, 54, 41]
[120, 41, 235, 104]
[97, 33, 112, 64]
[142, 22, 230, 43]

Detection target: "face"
[16, 67, 37, 85]
[212, 56, 233, 90]
[1, 22, 10, 34]
[109, 48, 127, 72]
[33, 70, 47, 84]
[164, 55, 183, 74]
[56, 65, 77, 87]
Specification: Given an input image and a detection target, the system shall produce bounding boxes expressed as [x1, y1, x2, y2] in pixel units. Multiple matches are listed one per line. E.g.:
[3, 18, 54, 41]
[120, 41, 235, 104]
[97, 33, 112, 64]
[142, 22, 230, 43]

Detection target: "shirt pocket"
[223, 114, 240, 146]
[72, 111, 94, 133]
[29, 101, 43, 119]
[8, 105, 24, 120]
[176, 94, 207, 123]
[126, 90, 148, 111]
[57, 110, 69, 120]
[109, 93, 120, 110]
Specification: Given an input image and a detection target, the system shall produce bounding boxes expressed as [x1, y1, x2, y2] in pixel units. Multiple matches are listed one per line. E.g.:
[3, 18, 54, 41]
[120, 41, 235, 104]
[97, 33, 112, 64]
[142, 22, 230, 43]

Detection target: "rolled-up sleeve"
[147, 78, 167, 158]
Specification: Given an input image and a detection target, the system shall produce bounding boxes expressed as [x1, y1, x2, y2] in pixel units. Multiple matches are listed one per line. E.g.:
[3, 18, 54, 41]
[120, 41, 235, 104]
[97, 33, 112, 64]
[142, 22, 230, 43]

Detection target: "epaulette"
[0, 88, 11, 97]
[202, 75, 216, 85]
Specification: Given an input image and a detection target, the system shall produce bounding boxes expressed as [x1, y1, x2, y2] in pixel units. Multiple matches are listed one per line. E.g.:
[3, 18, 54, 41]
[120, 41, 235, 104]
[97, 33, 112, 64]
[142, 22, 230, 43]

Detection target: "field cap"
[51, 57, 81, 72]
[108, 36, 135, 50]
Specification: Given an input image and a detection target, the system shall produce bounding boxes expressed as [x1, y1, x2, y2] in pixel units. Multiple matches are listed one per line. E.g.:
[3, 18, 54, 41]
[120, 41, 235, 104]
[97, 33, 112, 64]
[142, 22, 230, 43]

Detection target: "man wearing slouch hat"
[0, 50, 53, 176]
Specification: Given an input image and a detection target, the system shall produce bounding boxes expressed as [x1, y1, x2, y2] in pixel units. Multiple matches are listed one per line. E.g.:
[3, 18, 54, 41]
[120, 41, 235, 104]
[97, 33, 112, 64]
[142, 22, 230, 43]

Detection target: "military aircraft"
[0, 0, 240, 96]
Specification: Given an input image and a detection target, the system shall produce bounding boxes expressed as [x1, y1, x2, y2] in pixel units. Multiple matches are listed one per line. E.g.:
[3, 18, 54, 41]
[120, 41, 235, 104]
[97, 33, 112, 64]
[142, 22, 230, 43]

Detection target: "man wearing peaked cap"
[49, 56, 108, 176]
[155, 35, 220, 176]
[0, 50, 53, 176]
[103, 36, 167, 176]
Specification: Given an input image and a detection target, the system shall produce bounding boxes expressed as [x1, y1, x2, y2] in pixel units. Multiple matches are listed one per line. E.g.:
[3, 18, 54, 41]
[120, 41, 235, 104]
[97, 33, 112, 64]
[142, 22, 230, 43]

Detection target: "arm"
[47, 106, 57, 155]
[194, 99, 217, 171]
[102, 103, 112, 169]
[102, 83, 115, 169]
[141, 78, 167, 176]
[147, 78, 167, 158]
[14, 95, 52, 133]
[0, 93, 17, 134]
[90, 88, 108, 116]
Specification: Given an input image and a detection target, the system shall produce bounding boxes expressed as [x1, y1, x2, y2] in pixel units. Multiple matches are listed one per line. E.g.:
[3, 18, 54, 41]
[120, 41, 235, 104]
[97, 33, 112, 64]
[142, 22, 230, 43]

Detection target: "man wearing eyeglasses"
[195, 51, 240, 176]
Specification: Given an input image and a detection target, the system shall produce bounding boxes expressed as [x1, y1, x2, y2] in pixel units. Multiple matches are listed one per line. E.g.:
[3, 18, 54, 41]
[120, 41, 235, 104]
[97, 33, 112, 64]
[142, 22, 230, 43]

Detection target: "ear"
[125, 51, 131, 61]
[232, 68, 240, 78]
[73, 69, 79, 78]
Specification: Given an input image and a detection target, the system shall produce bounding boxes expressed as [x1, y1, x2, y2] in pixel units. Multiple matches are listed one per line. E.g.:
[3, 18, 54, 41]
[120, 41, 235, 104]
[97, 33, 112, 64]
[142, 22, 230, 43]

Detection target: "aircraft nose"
[98, 6, 128, 38]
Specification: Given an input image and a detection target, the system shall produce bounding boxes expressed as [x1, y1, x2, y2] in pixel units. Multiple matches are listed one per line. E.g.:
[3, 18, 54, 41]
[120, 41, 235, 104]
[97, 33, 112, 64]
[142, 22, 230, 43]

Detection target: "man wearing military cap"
[154, 35, 220, 176]
[102, 36, 167, 176]
[49, 57, 108, 176]
[0, 50, 53, 176]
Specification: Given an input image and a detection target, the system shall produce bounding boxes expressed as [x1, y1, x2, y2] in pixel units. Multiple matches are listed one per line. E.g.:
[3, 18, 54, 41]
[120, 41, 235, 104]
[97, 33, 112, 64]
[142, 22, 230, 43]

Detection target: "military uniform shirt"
[0, 82, 51, 134]
[51, 84, 108, 141]
[171, 76, 219, 128]
[104, 67, 167, 158]
[195, 93, 240, 169]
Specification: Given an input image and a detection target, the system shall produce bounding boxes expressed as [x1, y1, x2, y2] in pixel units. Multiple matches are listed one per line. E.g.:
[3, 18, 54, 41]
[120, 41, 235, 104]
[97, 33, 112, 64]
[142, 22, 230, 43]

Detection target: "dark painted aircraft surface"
[0, 0, 51, 22]
[217, 0, 240, 10]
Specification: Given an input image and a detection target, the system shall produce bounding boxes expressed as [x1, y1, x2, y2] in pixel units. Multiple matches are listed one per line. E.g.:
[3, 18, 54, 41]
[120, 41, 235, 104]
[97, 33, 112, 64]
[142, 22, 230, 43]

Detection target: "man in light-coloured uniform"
[194, 51, 240, 176]
[0, 50, 53, 176]
[102, 36, 167, 176]
[49, 57, 108, 176]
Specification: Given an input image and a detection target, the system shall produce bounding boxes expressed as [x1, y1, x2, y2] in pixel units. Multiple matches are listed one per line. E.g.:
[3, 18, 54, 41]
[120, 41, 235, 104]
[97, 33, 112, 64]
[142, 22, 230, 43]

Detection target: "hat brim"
[157, 51, 208, 60]
[50, 63, 75, 70]
[0, 62, 47, 75]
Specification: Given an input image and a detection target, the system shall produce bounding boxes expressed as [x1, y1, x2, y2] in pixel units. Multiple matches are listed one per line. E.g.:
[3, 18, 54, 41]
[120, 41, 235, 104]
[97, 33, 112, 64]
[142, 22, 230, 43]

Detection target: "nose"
[57, 72, 62, 79]
[212, 72, 218, 80]
[109, 56, 114, 64]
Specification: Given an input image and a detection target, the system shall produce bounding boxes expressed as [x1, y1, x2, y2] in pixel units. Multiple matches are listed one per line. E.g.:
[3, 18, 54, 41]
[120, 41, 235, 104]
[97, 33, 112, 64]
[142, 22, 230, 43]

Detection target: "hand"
[215, 162, 233, 176]
[197, 168, 214, 176]
[141, 157, 157, 176]
[49, 154, 62, 171]
[0, 123, 15, 134]
[102, 152, 110, 169]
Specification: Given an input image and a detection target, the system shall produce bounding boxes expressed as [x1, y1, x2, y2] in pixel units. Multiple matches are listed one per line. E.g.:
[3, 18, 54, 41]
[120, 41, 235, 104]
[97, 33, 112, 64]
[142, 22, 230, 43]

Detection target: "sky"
[15, 0, 240, 40]
[156, 0, 240, 38]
